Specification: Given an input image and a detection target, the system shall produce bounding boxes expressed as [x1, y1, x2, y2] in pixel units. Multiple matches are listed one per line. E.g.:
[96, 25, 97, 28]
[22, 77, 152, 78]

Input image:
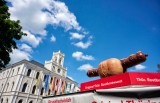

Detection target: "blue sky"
[7, 0, 160, 84]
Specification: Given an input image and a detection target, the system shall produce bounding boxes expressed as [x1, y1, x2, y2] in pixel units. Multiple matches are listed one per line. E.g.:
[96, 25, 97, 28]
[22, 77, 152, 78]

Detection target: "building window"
[50, 77, 53, 83]
[27, 69, 31, 76]
[1, 98, 3, 103]
[3, 72, 5, 77]
[7, 71, 9, 77]
[32, 85, 36, 94]
[36, 72, 39, 79]
[52, 66, 55, 71]
[59, 58, 61, 64]
[62, 71, 65, 77]
[22, 83, 27, 92]
[40, 88, 44, 95]
[43, 75, 46, 81]
[57, 69, 61, 73]
[12, 69, 14, 76]
[6, 98, 8, 103]
[18, 99, 23, 103]
[17, 67, 20, 74]
[48, 89, 51, 95]
[11, 82, 14, 91]
[6, 83, 9, 92]
[1, 84, 3, 92]
[54, 56, 57, 62]
[29, 101, 33, 103]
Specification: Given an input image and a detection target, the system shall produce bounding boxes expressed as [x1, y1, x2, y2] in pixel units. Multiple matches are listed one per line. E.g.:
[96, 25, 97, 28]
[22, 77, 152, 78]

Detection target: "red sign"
[80, 72, 160, 91]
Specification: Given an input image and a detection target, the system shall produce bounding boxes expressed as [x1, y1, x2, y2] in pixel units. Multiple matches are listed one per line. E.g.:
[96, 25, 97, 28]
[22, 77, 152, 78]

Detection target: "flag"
[61, 80, 66, 94]
[56, 78, 62, 95]
[51, 76, 56, 92]
[44, 74, 50, 92]
[36, 71, 42, 89]
[56, 78, 59, 92]
[65, 82, 71, 94]
[70, 83, 75, 93]
[54, 78, 59, 95]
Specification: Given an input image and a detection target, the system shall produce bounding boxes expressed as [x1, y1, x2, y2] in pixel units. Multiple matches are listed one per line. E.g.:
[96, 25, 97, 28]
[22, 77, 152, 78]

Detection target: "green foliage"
[0, 0, 27, 68]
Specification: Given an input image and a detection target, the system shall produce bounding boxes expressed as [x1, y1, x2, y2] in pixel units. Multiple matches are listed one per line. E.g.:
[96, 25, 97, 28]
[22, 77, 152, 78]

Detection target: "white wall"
[0, 59, 78, 103]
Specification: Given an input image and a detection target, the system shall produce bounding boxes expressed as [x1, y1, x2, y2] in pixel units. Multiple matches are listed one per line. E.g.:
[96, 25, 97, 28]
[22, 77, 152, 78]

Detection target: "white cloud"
[21, 31, 42, 48]
[70, 32, 85, 40]
[73, 36, 93, 49]
[83, 31, 89, 35]
[73, 41, 92, 49]
[8, 0, 81, 35]
[50, 35, 56, 42]
[8, 0, 48, 36]
[72, 51, 94, 61]
[78, 64, 93, 71]
[135, 64, 146, 70]
[6, 0, 92, 64]
[10, 43, 32, 64]
[10, 49, 31, 64]
[19, 44, 32, 52]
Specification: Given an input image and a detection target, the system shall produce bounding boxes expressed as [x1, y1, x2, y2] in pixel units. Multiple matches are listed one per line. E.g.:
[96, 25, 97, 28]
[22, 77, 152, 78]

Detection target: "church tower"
[44, 51, 67, 77]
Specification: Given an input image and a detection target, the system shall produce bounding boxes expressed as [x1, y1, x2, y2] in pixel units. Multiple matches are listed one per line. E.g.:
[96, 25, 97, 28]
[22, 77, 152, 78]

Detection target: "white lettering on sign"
[147, 78, 160, 82]
[136, 78, 146, 82]
[136, 77, 160, 83]
[84, 80, 123, 90]
[101, 80, 123, 86]
[85, 84, 100, 89]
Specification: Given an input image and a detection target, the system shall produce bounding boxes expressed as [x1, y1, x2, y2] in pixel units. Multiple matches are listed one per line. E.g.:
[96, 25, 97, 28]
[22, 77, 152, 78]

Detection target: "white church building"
[0, 51, 79, 103]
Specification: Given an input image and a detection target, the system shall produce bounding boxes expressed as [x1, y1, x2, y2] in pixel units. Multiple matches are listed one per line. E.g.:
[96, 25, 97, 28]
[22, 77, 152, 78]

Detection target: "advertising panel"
[43, 73, 160, 103]
[43, 86, 160, 103]
[81, 72, 160, 91]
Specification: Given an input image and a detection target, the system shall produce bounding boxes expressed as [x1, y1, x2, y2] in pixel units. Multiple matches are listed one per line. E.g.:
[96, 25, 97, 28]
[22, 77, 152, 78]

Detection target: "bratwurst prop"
[87, 51, 148, 78]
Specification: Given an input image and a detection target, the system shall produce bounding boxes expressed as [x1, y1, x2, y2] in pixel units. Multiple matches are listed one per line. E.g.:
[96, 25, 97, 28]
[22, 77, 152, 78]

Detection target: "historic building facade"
[0, 51, 78, 103]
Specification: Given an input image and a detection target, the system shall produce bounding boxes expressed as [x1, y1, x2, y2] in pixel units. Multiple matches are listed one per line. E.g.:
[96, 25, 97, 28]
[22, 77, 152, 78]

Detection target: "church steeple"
[52, 50, 64, 67]
[44, 51, 67, 77]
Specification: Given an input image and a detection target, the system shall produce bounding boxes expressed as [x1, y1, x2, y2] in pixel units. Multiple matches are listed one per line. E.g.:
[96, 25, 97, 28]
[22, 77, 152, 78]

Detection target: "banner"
[65, 82, 71, 94]
[36, 71, 43, 89]
[56, 79, 62, 95]
[43, 86, 160, 103]
[44, 75, 50, 92]
[61, 80, 66, 94]
[43, 91, 94, 103]
[81, 72, 160, 91]
[55, 78, 59, 95]
[51, 76, 56, 92]
[70, 84, 75, 93]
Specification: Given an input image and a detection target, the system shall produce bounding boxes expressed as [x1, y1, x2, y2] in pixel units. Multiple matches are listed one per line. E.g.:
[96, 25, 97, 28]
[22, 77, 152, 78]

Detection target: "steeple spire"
[45, 51, 67, 77]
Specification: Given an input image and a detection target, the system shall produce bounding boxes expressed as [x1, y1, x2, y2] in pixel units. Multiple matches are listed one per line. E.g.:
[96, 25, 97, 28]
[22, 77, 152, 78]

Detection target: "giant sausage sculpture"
[87, 51, 148, 78]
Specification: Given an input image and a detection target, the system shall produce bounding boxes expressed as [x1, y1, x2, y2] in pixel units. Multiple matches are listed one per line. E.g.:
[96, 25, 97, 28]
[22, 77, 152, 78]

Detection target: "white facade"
[0, 51, 79, 103]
